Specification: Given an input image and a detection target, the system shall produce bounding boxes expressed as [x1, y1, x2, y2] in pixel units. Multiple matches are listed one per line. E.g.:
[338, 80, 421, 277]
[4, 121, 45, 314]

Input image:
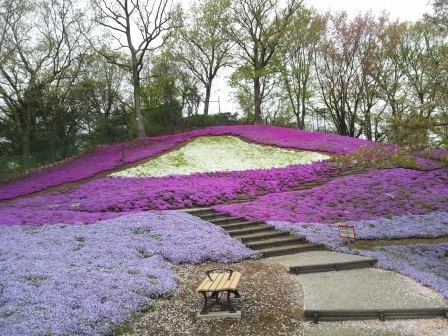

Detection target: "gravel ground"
[127, 258, 448, 336]
[127, 259, 304, 336]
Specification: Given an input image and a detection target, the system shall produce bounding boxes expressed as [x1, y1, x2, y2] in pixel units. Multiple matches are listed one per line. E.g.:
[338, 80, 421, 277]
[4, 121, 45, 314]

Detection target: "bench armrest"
[206, 268, 233, 281]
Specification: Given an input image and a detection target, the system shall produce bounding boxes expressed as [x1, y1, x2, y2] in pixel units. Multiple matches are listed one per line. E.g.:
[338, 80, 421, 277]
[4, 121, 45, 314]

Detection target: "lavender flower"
[268, 212, 448, 250]
[0, 212, 256, 335]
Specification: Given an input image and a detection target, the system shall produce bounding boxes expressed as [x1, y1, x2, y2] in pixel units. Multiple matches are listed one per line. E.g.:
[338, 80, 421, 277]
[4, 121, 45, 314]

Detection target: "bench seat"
[196, 269, 242, 315]
[196, 271, 241, 293]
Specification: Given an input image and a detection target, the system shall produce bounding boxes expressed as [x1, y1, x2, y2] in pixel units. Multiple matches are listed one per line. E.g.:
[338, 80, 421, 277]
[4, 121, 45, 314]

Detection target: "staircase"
[182, 207, 448, 324]
[183, 207, 323, 258]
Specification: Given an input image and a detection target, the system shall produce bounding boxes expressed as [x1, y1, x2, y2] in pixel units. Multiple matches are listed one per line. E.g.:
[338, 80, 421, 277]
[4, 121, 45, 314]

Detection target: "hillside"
[0, 125, 447, 336]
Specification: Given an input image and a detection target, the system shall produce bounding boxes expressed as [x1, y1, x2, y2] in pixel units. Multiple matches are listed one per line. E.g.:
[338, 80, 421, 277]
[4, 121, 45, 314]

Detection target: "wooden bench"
[196, 269, 242, 315]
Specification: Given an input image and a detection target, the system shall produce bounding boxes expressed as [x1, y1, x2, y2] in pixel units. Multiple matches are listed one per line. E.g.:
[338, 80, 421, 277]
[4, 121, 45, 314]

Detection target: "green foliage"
[183, 112, 239, 129]
[107, 321, 134, 336]
[145, 103, 183, 136]
[329, 144, 422, 170]
[183, 114, 215, 128]
[214, 112, 239, 124]
[141, 51, 200, 135]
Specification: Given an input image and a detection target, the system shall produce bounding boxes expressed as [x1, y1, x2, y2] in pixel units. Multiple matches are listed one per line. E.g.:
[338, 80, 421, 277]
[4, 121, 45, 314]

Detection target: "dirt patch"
[128, 259, 305, 336]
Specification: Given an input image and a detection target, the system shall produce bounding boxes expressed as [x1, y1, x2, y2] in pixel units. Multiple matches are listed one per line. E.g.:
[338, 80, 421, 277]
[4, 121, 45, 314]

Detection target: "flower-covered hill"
[214, 168, 448, 223]
[0, 126, 370, 200]
[1, 126, 447, 227]
[1, 125, 448, 335]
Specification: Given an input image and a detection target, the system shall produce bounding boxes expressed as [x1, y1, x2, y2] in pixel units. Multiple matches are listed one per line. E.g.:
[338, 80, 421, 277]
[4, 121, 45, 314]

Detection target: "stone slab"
[298, 268, 447, 311]
[266, 250, 375, 270]
[304, 322, 416, 336]
[196, 311, 241, 319]
[303, 318, 448, 336]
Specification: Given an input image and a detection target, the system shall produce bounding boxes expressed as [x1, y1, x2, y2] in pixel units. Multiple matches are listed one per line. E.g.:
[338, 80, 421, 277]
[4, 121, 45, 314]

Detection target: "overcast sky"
[305, 0, 432, 21]
[207, 0, 433, 115]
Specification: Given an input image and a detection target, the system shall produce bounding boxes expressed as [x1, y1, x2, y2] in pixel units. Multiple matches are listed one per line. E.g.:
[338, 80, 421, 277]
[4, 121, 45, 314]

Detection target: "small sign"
[338, 225, 356, 240]
[71, 202, 81, 207]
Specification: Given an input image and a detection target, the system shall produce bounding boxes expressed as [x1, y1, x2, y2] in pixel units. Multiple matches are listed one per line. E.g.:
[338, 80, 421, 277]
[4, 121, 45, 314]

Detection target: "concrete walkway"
[265, 251, 448, 335]
[298, 268, 446, 311]
[271, 250, 375, 269]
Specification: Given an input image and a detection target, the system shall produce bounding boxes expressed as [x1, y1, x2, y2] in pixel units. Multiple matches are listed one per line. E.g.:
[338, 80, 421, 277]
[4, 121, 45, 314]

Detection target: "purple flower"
[214, 169, 448, 223]
[0, 125, 370, 200]
[0, 211, 256, 335]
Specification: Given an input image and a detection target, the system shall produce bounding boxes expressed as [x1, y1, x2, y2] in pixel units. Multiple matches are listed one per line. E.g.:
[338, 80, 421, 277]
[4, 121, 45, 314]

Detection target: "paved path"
[265, 251, 448, 334]
[187, 209, 448, 332]
[298, 268, 446, 311]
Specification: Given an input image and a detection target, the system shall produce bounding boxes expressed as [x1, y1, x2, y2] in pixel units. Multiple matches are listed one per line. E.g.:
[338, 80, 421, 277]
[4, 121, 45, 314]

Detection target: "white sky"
[206, 0, 433, 115]
[306, 0, 431, 21]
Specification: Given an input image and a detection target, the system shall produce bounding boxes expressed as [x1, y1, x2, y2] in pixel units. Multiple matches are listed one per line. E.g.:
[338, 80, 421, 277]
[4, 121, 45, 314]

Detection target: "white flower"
[111, 136, 329, 178]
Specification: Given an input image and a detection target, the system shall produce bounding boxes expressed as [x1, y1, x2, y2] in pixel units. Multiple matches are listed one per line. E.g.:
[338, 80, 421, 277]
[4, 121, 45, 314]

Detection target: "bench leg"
[231, 290, 241, 299]
[200, 292, 209, 315]
[199, 290, 240, 315]
[226, 290, 237, 313]
[200, 291, 227, 314]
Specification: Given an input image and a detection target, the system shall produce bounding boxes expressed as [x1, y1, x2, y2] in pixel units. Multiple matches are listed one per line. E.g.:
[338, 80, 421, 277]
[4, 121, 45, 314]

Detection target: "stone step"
[208, 216, 247, 224]
[227, 224, 274, 237]
[236, 230, 290, 243]
[218, 220, 263, 230]
[304, 307, 448, 323]
[259, 243, 324, 258]
[289, 259, 378, 275]
[226, 198, 255, 204]
[290, 181, 329, 191]
[246, 236, 307, 250]
[182, 207, 214, 215]
[197, 212, 230, 220]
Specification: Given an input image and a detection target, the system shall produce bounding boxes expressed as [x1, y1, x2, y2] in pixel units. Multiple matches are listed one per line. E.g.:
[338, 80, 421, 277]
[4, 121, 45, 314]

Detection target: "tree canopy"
[0, 0, 447, 175]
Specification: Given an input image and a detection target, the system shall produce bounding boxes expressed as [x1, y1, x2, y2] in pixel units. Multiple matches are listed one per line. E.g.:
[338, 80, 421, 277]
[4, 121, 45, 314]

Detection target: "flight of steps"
[183, 207, 323, 258]
[183, 207, 448, 323]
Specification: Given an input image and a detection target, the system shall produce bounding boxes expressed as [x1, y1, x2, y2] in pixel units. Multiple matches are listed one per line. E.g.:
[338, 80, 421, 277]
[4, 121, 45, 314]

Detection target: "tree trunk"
[365, 111, 372, 141]
[253, 76, 262, 124]
[296, 113, 302, 130]
[21, 125, 31, 170]
[133, 67, 146, 138]
[300, 94, 306, 130]
[203, 82, 212, 116]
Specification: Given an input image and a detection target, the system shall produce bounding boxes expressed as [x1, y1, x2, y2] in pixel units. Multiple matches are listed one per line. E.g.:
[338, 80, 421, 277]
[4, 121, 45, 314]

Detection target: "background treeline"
[0, 0, 446, 174]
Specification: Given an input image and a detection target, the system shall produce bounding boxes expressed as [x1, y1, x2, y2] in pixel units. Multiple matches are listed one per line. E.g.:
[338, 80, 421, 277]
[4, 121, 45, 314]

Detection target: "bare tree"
[91, 0, 179, 138]
[279, 7, 323, 130]
[0, 0, 87, 166]
[171, 0, 233, 116]
[425, 0, 448, 29]
[315, 11, 386, 138]
[228, 0, 302, 124]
